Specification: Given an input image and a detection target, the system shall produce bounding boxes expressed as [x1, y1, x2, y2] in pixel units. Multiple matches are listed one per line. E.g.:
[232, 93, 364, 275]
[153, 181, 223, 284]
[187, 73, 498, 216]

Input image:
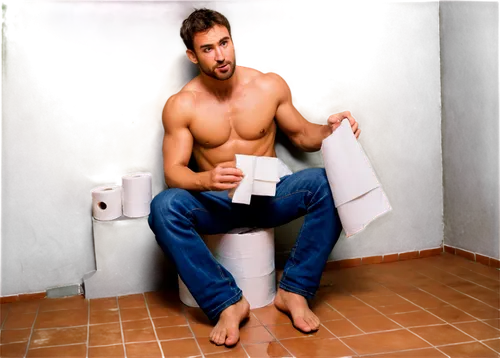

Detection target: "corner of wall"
[437, 1, 445, 250]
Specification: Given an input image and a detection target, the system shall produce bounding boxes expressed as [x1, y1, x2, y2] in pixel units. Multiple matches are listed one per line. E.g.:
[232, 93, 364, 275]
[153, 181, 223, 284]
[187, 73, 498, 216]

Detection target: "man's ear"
[186, 49, 198, 65]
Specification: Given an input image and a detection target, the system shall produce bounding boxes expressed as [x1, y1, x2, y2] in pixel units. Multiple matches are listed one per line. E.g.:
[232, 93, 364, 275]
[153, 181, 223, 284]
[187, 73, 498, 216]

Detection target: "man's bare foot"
[209, 296, 250, 346]
[274, 288, 320, 333]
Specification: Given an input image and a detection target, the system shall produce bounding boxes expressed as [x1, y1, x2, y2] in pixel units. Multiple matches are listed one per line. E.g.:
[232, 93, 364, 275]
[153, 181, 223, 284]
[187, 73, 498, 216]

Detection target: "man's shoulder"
[162, 91, 195, 126]
[249, 70, 288, 92]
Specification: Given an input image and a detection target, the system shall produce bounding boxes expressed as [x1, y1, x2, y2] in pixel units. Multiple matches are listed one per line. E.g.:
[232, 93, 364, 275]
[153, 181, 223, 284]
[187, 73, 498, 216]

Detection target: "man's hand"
[205, 161, 244, 191]
[327, 111, 361, 139]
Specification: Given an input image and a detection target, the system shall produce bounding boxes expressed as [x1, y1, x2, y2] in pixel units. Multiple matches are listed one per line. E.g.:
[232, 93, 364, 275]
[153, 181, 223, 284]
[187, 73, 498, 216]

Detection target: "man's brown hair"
[180, 8, 232, 52]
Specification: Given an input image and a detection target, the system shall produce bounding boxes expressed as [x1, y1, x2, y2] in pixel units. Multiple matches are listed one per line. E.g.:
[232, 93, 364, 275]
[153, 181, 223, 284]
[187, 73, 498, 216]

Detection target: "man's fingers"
[219, 167, 244, 177]
[217, 174, 243, 183]
[351, 121, 358, 132]
[355, 128, 361, 139]
[215, 182, 240, 190]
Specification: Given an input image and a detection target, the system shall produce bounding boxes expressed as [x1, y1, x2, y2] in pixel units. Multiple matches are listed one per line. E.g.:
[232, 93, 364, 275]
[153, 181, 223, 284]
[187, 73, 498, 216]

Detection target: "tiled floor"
[1, 253, 499, 357]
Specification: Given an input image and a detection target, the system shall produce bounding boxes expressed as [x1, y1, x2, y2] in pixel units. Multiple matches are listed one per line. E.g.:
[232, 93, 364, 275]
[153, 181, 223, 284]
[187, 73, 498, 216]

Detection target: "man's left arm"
[270, 73, 361, 152]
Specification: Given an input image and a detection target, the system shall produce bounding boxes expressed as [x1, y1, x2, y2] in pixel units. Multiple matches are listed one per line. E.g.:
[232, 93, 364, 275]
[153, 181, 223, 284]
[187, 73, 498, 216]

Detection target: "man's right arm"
[162, 93, 243, 191]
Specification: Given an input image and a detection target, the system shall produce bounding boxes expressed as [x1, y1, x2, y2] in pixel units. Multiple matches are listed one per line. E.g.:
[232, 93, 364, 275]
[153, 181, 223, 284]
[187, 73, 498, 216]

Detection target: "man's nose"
[214, 47, 224, 62]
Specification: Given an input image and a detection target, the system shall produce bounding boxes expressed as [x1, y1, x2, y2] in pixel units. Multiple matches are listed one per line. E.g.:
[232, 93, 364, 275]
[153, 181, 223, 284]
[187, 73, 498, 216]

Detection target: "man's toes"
[225, 327, 240, 346]
[303, 317, 316, 331]
[293, 317, 312, 333]
[216, 329, 227, 345]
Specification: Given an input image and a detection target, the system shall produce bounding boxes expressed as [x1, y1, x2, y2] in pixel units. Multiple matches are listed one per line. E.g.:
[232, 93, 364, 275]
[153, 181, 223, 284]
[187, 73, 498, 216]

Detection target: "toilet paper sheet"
[321, 119, 392, 237]
[231, 155, 281, 204]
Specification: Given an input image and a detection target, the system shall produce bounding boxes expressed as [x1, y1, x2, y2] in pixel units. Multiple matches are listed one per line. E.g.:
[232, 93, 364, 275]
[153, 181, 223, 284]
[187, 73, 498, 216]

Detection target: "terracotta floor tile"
[35, 308, 88, 329]
[335, 304, 381, 318]
[243, 342, 292, 357]
[4, 312, 37, 329]
[120, 307, 149, 321]
[252, 305, 290, 325]
[266, 323, 333, 340]
[90, 309, 119, 325]
[123, 327, 157, 343]
[479, 332, 500, 356]
[90, 297, 118, 311]
[387, 310, 445, 327]
[310, 302, 343, 321]
[376, 302, 423, 315]
[190, 322, 214, 337]
[427, 305, 477, 323]
[89, 323, 123, 346]
[243, 313, 263, 328]
[1, 305, 10, 326]
[398, 291, 449, 309]
[365, 347, 448, 357]
[125, 342, 162, 357]
[457, 301, 500, 320]
[153, 315, 187, 328]
[340, 329, 430, 355]
[39, 296, 87, 312]
[410, 324, 475, 346]
[148, 305, 180, 318]
[197, 338, 241, 354]
[30, 326, 87, 348]
[88, 344, 125, 357]
[156, 326, 193, 340]
[0, 329, 31, 344]
[239, 325, 275, 344]
[1, 342, 28, 357]
[453, 321, 500, 340]
[312, 306, 363, 337]
[437, 342, 498, 357]
[206, 345, 247, 357]
[118, 294, 146, 309]
[324, 295, 365, 309]
[122, 319, 152, 331]
[484, 318, 500, 329]
[160, 338, 202, 356]
[183, 307, 211, 325]
[280, 337, 355, 357]
[145, 291, 183, 308]
[89, 322, 122, 335]
[357, 294, 410, 307]
[9, 300, 41, 314]
[349, 313, 402, 332]
[26, 344, 87, 357]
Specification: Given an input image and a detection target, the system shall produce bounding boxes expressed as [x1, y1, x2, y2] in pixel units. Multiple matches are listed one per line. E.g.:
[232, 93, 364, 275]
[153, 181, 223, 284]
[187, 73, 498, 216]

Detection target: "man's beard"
[199, 58, 236, 81]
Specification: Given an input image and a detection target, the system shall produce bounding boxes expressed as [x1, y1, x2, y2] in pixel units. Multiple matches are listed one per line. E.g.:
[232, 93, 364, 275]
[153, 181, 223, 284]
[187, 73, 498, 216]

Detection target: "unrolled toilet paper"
[122, 172, 152, 218]
[91, 185, 122, 221]
[321, 119, 392, 237]
[178, 228, 276, 309]
[231, 155, 281, 204]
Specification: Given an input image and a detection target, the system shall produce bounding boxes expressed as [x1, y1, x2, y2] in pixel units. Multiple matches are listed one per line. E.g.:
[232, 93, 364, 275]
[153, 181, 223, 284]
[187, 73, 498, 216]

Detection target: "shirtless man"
[148, 8, 361, 347]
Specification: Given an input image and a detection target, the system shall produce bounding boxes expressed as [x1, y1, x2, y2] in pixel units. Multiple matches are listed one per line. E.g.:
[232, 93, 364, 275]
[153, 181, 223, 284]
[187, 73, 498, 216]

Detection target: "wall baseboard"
[3, 244, 498, 302]
[444, 245, 500, 269]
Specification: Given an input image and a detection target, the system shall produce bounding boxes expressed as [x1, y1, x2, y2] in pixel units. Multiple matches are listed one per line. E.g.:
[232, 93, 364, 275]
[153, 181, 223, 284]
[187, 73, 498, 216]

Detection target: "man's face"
[190, 25, 236, 81]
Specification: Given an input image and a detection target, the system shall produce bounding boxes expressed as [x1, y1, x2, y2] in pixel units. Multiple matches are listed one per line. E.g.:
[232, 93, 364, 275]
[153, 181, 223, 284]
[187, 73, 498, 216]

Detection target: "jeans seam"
[280, 281, 314, 298]
[280, 189, 314, 288]
[207, 289, 242, 318]
[271, 189, 312, 204]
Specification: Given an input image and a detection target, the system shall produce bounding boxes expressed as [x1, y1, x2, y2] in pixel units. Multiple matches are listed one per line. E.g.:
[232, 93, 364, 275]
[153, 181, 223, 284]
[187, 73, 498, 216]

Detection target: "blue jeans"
[148, 168, 342, 321]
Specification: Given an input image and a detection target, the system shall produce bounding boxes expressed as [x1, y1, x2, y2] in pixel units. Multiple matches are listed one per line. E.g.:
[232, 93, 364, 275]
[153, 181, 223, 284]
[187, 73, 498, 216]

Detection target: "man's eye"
[221, 41, 227, 46]
[204, 48, 211, 53]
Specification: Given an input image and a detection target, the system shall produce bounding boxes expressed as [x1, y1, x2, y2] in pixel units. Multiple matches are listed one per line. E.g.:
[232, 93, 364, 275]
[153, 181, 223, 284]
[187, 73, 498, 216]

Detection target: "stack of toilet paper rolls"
[178, 227, 276, 309]
[91, 172, 152, 221]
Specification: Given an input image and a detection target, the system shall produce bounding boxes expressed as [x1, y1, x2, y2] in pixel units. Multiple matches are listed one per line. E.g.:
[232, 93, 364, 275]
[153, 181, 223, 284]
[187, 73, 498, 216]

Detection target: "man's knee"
[150, 188, 194, 219]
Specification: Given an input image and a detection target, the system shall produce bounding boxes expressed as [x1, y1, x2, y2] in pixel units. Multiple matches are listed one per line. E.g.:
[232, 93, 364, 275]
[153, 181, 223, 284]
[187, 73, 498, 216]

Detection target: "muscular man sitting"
[148, 8, 361, 347]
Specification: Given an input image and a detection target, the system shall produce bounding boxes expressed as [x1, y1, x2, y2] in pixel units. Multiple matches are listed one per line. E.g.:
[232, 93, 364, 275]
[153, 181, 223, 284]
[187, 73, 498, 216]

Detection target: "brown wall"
[2, 4, 441, 294]
[441, 1, 500, 257]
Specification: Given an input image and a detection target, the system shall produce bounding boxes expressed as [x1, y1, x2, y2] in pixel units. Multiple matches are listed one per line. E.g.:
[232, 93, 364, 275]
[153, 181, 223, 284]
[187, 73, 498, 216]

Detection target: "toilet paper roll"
[178, 228, 276, 309]
[235, 272, 276, 308]
[122, 172, 152, 218]
[123, 201, 150, 218]
[178, 277, 198, 308]
[91, 185, 122, 221]
[204, 228, 275, 278]
[178, 271, 276, 309]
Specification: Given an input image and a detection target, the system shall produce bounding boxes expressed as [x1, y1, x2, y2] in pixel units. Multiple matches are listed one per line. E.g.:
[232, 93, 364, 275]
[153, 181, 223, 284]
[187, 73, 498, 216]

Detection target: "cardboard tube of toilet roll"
[91, 185, 122, 221]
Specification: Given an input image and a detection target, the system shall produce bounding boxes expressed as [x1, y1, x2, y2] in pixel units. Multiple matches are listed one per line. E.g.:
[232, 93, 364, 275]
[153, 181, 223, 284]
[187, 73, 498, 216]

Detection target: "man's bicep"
[162, 96, 194, 171]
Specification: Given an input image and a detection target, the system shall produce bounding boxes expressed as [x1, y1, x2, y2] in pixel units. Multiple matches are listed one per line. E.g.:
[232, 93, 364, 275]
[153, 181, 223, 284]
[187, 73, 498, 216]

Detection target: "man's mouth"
[217, 64, 229, 70]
